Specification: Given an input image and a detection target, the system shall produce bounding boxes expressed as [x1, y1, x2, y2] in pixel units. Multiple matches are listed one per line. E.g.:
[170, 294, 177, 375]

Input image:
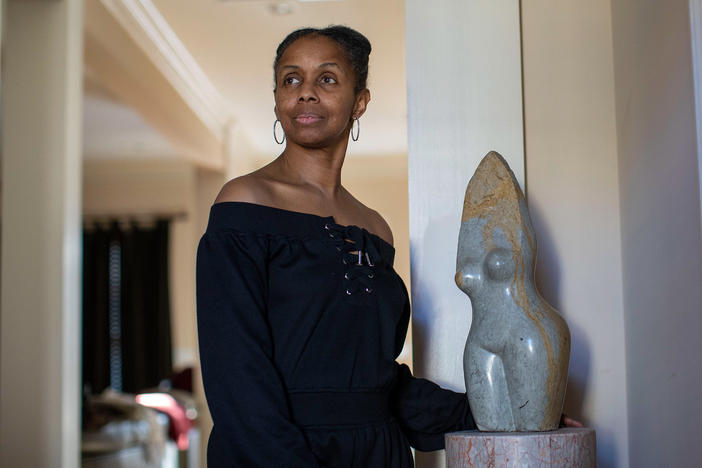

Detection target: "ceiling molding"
[99, 0, 229, 138]
[84, 0, 225, 169]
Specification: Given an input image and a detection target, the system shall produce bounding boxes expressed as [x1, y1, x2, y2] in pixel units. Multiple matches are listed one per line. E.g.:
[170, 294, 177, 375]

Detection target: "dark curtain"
[82, 223, 115, 394]
[82, 219, 173, 395]
[121, 219, 172, 392]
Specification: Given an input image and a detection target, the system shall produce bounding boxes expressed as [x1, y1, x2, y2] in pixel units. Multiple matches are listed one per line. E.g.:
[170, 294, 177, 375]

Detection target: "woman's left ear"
[353, 89, 371, 119]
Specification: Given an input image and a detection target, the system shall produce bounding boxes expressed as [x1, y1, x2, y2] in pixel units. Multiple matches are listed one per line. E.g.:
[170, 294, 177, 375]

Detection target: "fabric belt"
[288, 391, 391, 427]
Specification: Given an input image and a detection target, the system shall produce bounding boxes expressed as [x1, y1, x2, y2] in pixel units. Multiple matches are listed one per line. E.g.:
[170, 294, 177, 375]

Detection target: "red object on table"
[136, 393, 193, 450]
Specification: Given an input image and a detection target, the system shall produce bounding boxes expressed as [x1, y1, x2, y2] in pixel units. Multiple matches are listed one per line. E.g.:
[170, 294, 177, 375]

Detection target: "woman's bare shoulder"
[366, 208, 394, 247]
[344, 191, 394, 246]
[214, 172, 271, 205]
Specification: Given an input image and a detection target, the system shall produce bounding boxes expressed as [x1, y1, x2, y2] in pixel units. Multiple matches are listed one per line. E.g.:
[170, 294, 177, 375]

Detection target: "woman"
[196, 26, 477, 467]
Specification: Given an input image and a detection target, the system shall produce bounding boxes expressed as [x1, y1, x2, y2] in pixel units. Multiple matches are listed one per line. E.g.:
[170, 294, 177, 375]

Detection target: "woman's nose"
[298, 83, 318, 102]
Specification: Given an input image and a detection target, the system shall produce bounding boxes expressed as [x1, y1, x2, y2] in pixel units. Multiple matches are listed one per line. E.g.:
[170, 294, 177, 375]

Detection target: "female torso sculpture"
[455, 151, 570, 431]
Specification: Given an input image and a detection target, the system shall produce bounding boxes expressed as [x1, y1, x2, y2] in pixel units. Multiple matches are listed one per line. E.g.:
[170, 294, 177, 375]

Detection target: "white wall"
[521, 2, 629, 466]
[405, 1, 524, 466]
[611, 1, 702, 466]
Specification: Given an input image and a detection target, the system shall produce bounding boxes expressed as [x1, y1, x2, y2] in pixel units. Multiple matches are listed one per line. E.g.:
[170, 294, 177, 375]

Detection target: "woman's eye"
[321, 76, 337, 84]
[284, 76, 300, 85]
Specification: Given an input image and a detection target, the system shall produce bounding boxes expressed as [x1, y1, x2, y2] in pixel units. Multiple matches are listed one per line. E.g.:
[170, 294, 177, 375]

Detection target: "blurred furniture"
[82, 389, 199, 468]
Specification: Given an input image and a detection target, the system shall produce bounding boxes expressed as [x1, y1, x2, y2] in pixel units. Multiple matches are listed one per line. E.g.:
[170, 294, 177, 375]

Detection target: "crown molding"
[99, 0, 228, 140]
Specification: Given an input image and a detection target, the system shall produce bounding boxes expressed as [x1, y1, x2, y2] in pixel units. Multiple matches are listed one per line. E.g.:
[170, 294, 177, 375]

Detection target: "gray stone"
[455, 151, 570, 431]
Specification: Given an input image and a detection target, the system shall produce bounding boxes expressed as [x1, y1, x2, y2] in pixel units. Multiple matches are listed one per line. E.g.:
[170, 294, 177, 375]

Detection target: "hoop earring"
[351, 117, 360, 142]
[273, 119, 286, 144]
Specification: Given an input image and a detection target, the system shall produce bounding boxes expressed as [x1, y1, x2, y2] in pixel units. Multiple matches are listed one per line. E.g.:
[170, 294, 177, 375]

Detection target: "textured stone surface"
[455, 151, 570, 431]
[445, 428, 596, 468]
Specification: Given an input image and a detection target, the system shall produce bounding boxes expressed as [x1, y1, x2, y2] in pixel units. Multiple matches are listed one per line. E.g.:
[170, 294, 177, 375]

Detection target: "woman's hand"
[560, 413, 584, 428]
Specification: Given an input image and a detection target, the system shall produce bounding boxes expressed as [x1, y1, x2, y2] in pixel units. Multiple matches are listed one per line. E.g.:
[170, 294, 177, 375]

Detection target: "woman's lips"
[295, 113, 323, 124]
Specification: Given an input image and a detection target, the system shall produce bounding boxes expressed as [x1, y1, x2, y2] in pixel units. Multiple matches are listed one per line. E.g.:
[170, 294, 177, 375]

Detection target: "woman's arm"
[197, 230, 321, 467]
[390, 279, 476, 452]
[391, 362, 476, 451]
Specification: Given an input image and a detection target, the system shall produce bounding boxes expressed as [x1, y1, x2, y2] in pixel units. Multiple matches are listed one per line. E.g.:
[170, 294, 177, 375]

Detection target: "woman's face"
[274, 35, 369, 149]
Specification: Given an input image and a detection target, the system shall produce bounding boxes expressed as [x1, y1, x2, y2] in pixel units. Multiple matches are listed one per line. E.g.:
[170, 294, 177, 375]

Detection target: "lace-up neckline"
[208, 201, 396, 294]
[324, 222, 382, 295]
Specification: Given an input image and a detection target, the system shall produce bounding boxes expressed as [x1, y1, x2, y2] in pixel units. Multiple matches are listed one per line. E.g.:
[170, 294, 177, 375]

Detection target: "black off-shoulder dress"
[196, 202, 475, 467]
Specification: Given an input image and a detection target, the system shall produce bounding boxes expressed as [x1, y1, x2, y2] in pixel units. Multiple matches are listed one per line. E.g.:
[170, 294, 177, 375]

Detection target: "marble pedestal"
[445, 428, 596, 468]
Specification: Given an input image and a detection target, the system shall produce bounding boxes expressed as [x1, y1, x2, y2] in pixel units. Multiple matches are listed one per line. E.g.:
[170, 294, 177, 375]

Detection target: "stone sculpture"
[455, 151, 570, 432]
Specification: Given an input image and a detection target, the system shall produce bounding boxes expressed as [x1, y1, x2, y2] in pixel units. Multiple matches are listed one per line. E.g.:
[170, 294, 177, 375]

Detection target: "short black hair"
[273, 25, 371, 93]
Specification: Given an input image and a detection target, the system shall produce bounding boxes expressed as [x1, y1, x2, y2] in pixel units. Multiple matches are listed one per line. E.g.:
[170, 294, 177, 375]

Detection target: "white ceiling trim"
[99, 0, 230, 139]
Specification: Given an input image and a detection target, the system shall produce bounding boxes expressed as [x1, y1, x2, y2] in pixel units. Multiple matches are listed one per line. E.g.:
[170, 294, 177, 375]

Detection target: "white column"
[1, 1, 83, 467]
[405, 1, 524, 466]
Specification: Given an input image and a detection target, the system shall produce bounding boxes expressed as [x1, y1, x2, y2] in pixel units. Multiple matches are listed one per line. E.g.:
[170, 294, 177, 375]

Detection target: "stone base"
[445, 428, 596, 468]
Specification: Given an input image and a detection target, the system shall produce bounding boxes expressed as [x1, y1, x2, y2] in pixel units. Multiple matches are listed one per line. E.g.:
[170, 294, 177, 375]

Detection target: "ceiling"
[84, 0, 408, 162]
[84, 71, 178, 160]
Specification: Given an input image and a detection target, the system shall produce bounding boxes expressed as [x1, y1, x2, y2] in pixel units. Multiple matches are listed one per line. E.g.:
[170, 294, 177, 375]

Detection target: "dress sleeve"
[390, 363, 476, 451]
[389, 280, 476, 452]
[196, 230, 321, 467]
